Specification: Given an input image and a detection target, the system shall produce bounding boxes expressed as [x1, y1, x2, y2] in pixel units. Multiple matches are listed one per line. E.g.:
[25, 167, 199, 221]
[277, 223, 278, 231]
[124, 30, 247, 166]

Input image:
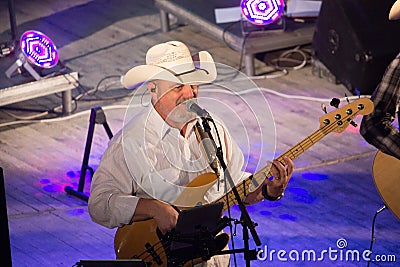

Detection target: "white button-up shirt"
[89, 105, 247, 229]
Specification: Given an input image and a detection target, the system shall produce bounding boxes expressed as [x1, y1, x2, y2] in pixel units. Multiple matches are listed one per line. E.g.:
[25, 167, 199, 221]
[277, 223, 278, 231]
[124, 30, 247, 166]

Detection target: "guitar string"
[134, 108, 362, 264]
[134, 237, 166, 262]
[132, 222, 175, 260]
[216, 107, 361, 208]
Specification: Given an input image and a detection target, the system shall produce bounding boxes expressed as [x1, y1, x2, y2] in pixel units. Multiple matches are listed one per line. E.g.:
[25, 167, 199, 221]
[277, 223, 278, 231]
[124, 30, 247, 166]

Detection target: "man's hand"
[152, 201, 179, 234]
[133, 199, 179, 234]
[266, 156, 294, 198]
[244, 156, 294, 205]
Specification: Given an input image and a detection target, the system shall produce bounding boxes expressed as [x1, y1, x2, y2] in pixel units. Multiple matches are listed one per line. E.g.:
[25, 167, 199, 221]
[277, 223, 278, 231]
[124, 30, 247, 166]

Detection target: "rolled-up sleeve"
[88, 134, 140, 229]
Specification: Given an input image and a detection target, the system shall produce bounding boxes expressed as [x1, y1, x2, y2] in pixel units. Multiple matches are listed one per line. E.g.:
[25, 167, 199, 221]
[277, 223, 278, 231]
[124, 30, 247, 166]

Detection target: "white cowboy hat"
[389, 0, 400, 20]
[122, 41, 217, 89]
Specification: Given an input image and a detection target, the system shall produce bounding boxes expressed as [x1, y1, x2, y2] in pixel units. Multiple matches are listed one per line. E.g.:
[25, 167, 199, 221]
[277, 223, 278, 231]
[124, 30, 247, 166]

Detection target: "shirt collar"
[147, 105, 199, 140]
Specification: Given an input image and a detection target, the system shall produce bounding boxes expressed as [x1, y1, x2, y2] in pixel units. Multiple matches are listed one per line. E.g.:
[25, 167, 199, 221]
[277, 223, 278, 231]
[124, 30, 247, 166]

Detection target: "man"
[88, 41, 294, 266]
[360, 0, 400, 160]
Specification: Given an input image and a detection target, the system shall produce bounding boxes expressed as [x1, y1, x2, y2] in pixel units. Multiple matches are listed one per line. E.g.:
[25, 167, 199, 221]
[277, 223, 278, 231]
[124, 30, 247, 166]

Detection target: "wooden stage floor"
[0, 1, 399, 266]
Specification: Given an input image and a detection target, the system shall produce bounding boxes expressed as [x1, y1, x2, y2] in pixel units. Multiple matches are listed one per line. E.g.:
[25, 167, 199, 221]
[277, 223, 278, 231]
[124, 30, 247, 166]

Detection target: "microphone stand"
[200, 116, 260, 266]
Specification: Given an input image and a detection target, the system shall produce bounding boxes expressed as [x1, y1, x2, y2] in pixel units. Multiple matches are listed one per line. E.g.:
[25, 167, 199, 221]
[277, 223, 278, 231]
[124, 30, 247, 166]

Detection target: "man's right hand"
[152, 200, 179, 234]
[133, 198, 179, 235]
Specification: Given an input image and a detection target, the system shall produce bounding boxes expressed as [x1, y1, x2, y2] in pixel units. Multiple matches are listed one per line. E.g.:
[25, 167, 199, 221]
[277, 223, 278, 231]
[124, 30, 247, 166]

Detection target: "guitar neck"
[212, 97, 373, 212]
[215, 126, 330, 212]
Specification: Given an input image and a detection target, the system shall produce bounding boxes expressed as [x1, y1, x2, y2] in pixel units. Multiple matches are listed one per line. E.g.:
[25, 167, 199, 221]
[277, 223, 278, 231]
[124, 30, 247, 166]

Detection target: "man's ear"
[148, 82, 156, 93]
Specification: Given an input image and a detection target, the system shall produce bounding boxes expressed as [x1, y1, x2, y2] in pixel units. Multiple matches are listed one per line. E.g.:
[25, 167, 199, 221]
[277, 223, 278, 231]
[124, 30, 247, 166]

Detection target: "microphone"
[185, 100, 210, 118]
[194, 122, 219, 175]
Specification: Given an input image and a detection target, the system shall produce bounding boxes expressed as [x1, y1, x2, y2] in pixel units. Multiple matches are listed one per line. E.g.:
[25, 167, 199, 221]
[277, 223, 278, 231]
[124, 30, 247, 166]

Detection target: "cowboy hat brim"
[122, 51, 217, 89]
[389, 0, 400, 20]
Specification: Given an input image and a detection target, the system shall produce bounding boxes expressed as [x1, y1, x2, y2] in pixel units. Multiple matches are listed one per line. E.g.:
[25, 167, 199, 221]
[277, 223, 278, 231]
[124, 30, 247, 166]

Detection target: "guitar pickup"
[145, 242, 163, 265]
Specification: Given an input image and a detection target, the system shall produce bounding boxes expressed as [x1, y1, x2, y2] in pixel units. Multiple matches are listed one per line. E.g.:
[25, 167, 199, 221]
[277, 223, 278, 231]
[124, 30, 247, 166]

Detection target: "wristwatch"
[262, 184, 283, 201]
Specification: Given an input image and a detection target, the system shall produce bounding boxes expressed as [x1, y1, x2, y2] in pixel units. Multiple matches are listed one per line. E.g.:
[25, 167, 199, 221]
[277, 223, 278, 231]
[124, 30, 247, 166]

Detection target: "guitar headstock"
[319, 98, 374, 133]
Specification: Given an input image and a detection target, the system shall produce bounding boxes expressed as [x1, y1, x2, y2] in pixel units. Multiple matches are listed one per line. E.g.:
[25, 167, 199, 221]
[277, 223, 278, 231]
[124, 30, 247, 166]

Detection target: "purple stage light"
[20, 30, 59, 68]
[5, 30, 59, 80]
[241, 0, 285, 25]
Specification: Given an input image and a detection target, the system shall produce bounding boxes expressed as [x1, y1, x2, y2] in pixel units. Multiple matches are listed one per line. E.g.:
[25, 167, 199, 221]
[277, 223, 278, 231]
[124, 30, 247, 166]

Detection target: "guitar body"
[114, 173, 219, 266]
[114, 219, 161, 260]
[372, 151, 400, 220]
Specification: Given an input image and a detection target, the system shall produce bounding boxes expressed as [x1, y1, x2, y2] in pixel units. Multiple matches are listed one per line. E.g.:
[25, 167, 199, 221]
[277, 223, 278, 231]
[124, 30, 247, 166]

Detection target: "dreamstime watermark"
[257, 238, 397, 263]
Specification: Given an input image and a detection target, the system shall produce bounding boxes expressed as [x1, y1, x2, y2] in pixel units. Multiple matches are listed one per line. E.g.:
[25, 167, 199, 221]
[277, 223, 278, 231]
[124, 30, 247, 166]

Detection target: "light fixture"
[241, 0, 285, 25]
[5, 30, 59, 80]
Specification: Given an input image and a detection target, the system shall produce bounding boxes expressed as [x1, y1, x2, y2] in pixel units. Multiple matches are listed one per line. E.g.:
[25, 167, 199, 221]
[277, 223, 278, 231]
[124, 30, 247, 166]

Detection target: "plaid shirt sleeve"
[360, 54, 400, 160]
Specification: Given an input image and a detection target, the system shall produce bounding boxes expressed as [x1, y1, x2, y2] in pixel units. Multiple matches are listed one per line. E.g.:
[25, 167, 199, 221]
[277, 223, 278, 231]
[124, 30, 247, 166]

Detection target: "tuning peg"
[350, 121, 357, 127]
[321, 103, 327, 114]
[345, 93, 350, 103]
[330, 98, 340, 108]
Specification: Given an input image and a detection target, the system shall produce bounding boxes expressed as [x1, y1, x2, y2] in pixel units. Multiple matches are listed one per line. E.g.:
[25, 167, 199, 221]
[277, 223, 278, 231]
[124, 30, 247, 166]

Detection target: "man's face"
[151, 80, 198, 128]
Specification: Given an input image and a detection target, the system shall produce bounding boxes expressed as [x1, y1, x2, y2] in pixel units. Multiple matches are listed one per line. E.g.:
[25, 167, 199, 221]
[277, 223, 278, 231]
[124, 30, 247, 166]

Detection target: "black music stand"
[65, 106, 113, 201]
[167, 202, 226, 267]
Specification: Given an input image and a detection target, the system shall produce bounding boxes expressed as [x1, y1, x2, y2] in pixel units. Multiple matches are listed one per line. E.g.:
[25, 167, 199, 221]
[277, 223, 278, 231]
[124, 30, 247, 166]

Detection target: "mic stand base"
[211, 213, 259, 266]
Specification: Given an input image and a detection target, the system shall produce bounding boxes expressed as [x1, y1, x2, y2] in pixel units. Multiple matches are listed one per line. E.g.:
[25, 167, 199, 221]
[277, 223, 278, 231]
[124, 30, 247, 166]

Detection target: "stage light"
[241, 0, 285, 25]
[5, 30, 59, 80]
[20, 30, 59, 68]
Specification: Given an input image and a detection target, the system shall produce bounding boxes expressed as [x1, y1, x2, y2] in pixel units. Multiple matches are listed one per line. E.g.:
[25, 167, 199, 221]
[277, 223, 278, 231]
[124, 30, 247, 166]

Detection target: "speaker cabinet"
[312, 0, 400, 94]
[1, 167, 12, 267]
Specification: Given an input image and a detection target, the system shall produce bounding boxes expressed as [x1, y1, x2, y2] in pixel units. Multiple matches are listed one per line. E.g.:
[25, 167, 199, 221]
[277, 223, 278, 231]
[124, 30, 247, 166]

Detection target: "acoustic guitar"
[114, 98, 373, 266]
[372, 150, 400, 220]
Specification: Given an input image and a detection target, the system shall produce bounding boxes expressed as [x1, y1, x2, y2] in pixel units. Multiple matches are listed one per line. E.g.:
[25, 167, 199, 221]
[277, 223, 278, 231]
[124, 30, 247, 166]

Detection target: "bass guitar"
[114, 98, 373, 266]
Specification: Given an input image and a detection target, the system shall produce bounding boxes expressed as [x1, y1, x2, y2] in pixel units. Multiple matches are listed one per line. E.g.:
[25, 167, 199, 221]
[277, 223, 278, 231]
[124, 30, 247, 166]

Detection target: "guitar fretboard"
[213, 101, 368, 212]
